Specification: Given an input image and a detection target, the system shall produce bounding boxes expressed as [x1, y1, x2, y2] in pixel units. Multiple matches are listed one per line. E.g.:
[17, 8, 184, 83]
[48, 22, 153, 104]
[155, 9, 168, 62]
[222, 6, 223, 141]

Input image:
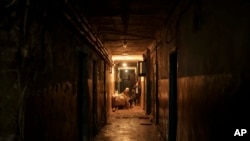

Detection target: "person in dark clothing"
[129, 89, 136, 108]
[134, 81, 140, 105]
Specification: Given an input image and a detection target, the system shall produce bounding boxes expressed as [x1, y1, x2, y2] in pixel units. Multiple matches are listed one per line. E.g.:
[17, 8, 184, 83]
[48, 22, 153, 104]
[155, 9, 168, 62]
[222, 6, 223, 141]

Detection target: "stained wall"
[0, 1, 109, 141]
[153, 0, 250, 140]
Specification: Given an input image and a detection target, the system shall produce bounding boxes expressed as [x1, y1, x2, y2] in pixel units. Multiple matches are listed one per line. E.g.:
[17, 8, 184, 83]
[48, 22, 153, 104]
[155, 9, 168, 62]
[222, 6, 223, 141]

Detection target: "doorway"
[168, 51, 177, 141]
[154, 63, 159, 124]
[119, 69, 136, 92]
[78, 52, 90, 140]
[92, 60, 98, 136]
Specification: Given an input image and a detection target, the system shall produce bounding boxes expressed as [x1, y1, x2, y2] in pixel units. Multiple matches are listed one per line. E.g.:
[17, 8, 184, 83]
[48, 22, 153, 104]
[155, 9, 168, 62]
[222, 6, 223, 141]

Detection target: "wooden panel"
[177, 74, 250, 141]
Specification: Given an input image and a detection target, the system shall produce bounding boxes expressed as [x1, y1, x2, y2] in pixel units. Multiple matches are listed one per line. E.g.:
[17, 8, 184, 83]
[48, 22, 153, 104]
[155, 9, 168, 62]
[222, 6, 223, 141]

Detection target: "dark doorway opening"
[78, 52, 90, 140]
[168, 51, 177, 141]
[119, 69, 136, 92]
[92, 60, 98, 136]
[155, 54, 159, 124]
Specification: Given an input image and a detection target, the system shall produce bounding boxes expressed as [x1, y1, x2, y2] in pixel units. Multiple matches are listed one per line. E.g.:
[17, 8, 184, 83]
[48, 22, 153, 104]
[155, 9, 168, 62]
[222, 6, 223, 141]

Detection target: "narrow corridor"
[94, 106, 163, 141]
[1, 0, 250, 141]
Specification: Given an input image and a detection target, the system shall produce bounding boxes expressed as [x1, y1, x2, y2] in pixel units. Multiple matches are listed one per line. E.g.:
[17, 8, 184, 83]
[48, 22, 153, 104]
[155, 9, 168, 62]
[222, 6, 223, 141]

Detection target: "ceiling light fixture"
[123, 40, 127, 48]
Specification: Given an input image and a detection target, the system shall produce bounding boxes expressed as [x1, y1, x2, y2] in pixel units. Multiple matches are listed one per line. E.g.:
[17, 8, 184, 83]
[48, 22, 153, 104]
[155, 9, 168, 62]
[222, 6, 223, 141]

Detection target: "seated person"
[120, 87, 130, 108]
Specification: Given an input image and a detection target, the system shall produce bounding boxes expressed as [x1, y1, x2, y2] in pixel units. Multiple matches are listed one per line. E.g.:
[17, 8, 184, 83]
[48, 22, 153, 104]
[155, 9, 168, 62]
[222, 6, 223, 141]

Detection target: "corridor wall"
[0, 1, 109, 141]
[153, 0, 250, 141]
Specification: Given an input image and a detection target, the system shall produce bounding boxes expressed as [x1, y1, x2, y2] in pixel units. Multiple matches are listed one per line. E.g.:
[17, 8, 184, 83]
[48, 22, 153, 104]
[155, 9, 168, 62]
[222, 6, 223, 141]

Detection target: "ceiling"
[83, 0, 168, 63]
[116, 61, 138, 68]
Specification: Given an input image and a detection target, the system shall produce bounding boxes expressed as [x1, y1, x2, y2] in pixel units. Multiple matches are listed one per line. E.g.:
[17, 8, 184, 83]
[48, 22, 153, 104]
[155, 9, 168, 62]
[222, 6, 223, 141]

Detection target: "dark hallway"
[1, 0, 250, 141]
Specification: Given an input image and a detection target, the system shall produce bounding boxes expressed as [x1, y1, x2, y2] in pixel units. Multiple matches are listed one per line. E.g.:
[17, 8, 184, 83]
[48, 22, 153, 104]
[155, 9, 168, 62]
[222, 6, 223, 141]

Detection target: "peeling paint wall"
[21, 15, 82, 140]
[1, 2, 28, 140]
[0, 1, 109, 141]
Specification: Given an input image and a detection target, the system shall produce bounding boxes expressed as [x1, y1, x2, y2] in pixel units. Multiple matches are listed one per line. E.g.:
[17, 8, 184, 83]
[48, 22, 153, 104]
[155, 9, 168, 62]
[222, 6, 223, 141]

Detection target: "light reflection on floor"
[94, 106, 163, 141]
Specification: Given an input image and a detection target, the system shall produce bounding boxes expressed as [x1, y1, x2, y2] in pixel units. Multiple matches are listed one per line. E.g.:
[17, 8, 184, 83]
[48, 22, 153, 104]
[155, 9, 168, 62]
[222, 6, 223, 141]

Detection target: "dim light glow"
[123, 42, 127, 48]
[123, 40, 127, 48]
[112, 55, 143, 61]
[125, 69, 128, 72]
[123, 63, 127, 67]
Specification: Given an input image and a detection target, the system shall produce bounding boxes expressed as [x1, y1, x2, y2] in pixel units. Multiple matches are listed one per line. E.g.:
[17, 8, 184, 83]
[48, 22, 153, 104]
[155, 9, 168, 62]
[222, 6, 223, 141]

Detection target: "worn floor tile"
[94, 106, 163, 141]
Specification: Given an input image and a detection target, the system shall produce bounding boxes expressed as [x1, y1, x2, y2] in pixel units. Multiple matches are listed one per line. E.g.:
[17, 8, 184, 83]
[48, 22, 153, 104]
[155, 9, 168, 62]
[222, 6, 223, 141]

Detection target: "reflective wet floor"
[94, 106, 163, 141]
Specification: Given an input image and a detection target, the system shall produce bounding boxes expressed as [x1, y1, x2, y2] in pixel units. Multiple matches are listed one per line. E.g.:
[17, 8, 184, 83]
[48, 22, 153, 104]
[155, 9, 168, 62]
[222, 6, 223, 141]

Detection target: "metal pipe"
[64, 11, 107, 62]
[64, 4, 112, 65]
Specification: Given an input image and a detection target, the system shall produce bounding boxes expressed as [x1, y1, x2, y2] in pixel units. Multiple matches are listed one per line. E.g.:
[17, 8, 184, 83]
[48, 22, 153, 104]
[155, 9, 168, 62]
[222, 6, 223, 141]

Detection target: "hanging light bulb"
[123, 40, 127, 48]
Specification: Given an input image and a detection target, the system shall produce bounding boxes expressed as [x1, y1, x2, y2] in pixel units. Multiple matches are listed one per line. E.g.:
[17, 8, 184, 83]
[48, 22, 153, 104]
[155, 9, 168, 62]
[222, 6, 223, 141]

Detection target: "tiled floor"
[94, 106, 163, 141]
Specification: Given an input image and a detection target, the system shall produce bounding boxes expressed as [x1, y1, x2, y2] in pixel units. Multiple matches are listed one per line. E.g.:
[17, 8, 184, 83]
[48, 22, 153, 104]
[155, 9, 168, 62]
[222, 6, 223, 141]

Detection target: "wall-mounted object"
[137, 61, 146, 76]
